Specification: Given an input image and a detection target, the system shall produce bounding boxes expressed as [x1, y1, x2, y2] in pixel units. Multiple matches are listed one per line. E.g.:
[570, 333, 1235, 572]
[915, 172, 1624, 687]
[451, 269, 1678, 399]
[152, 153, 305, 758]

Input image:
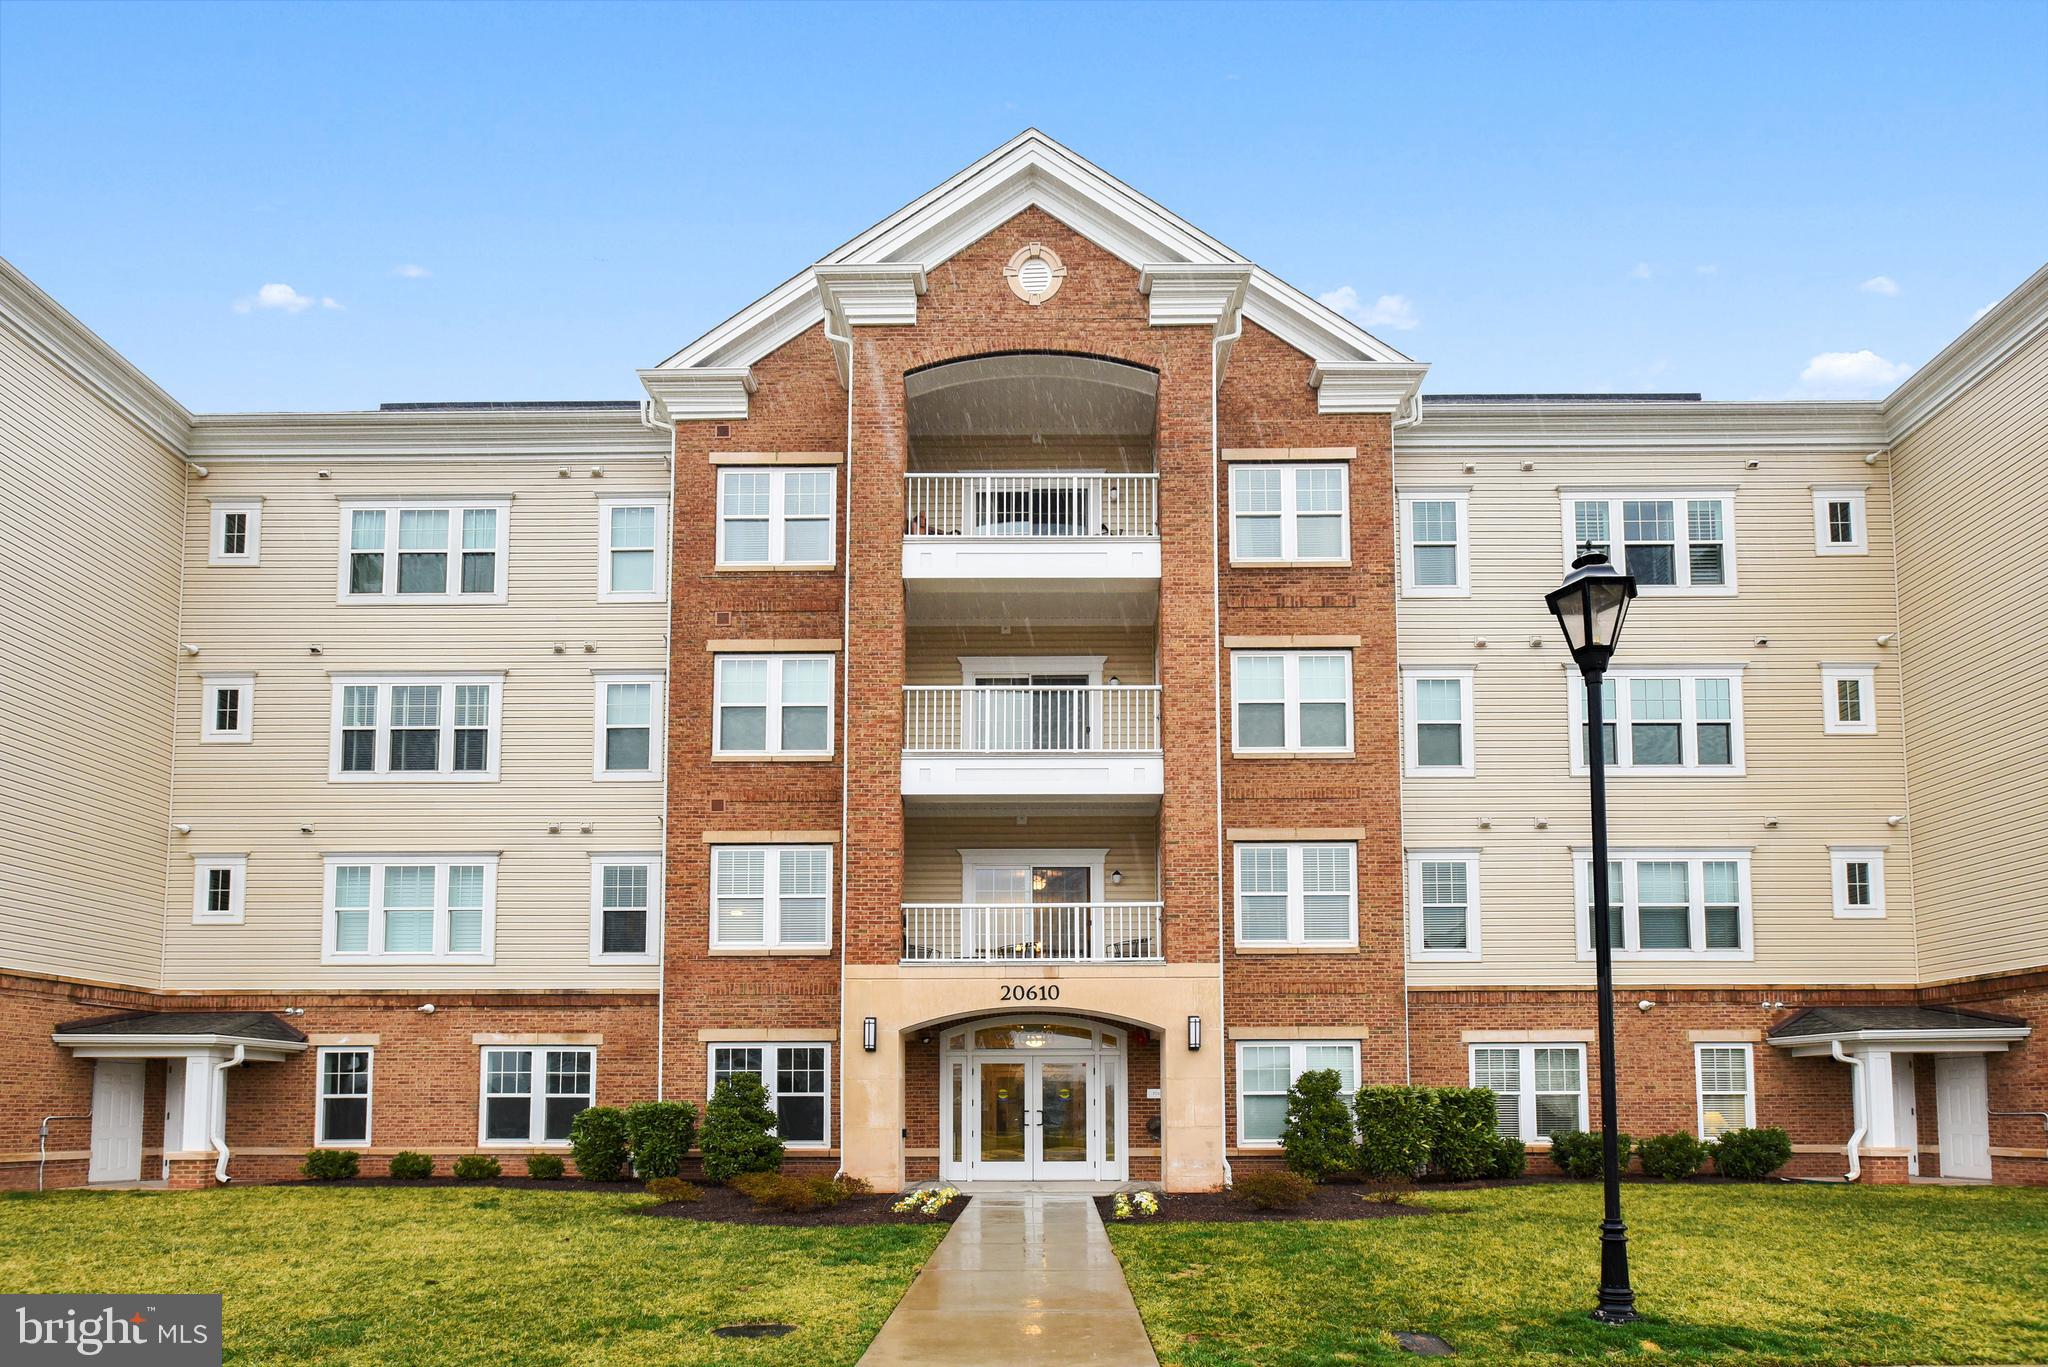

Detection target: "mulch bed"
[642, 1184, 970, 1227]
[1101, 1188, 1431, 1223]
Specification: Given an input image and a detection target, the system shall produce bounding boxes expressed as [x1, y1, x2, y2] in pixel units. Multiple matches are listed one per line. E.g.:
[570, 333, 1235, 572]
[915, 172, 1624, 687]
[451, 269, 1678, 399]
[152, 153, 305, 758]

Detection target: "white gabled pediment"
[647, 130, 1422, 418]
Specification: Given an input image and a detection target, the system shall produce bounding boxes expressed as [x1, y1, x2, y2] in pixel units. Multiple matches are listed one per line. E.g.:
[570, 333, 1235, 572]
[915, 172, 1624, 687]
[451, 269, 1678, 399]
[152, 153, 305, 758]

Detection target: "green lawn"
[1106, 1183, 2048, 1367]
[0, 1186, 944, 1366]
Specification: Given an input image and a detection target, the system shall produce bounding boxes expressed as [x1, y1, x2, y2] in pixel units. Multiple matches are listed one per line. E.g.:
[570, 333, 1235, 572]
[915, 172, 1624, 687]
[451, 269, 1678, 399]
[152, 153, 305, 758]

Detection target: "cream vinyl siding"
[160, 458, 669, 990]
[906, 624, 1157, 687]
[1393, 445, 1917, 987]
[0, 325, 184, 987]
[903, 813, 1160, 903]
[1891, 325, 2048, 982]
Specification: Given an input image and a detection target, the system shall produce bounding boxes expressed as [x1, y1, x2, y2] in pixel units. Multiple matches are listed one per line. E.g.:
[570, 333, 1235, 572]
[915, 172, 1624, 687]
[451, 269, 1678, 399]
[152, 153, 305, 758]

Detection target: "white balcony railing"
[903, 684, 1161, 754]
[901, 902, 1164, 963]
[904, 472, 1159, 539]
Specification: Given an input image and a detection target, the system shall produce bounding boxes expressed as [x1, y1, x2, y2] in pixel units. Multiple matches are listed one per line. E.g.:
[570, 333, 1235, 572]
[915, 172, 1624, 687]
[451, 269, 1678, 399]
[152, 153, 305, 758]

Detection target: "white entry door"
[1935, 1054, 1992, 1180]
[969, 1056, 1099, 1180]
[88, 1060, 145, 1183]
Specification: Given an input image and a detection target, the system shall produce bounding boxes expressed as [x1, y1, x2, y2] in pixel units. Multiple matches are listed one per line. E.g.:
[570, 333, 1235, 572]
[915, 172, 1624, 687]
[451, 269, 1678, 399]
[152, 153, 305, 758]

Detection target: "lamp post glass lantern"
[1545, 548, 1640, 1325]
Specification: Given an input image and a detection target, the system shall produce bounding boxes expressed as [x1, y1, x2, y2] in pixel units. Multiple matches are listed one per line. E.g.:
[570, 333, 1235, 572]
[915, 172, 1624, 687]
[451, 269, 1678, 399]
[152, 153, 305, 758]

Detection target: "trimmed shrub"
[567, 1106, 630, 1183]
[1280, 1069, 1357, 1181]
[644, 1176, 701, 1203]
[1488, 1135, 1528, 1180]
[1711, 1126, 1794, 1180]
[452, 1155, 501, 1182]
[1549, 1129, 1635, 1179]
[387, 1151, 434, 1180]
[1638, 1131, 1710, 1181]
[525, 1154, 565, 1181]
[700, 1073, 783, 1183]
[1428, 1087, 1502, 1181]
[1231, 1170, 1317, 1210]
[1354, 1086, 1435, 1181]
[835, 1174, 874, 1197]
[728, 1172, 859, 1213]
[624, 1100, 699, 1180]
[300, 1149, 359, 1181]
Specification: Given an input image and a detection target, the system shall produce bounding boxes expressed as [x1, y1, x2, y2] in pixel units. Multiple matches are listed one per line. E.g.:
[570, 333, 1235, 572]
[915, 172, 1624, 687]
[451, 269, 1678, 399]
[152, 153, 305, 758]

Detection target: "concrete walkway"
[859, 1193, 1160, 1367]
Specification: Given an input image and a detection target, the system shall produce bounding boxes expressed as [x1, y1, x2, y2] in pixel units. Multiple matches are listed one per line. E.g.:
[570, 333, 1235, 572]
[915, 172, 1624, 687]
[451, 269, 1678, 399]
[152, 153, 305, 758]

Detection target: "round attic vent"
[1004, 243, 1067, 305]
[1018, 256, 1053, 295]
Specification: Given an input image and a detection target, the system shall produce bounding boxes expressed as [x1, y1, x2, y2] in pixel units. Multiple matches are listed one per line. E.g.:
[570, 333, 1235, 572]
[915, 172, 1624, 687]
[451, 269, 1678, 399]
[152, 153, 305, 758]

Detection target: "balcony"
[902, 902, 1164, 964]
[901, 683, 1164, 799]
[902, 472, 1161, 583]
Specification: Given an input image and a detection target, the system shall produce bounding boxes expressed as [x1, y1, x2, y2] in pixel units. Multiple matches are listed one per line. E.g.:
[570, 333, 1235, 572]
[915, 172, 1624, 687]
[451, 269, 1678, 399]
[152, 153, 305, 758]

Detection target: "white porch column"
[169, 1049, 224, 1160]
[1860, 1047, 1899, 1150]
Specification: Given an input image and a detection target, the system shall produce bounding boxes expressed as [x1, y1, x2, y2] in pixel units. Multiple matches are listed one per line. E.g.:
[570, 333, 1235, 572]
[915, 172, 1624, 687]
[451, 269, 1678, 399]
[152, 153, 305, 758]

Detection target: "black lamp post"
[1545, 547, 1640, 1326]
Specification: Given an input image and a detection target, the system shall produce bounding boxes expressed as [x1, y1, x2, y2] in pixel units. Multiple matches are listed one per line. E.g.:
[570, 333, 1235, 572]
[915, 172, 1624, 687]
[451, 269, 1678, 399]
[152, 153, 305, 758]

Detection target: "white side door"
[1890, 1055, 1919, 1178]
[88, 1060, 145, 1183]
[1934, 1054, 1992, 1180]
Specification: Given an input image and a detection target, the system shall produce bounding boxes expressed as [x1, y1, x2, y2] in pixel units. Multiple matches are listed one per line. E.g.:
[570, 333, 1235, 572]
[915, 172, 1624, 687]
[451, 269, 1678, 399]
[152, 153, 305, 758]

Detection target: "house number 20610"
[999, 984, 1060, 1002]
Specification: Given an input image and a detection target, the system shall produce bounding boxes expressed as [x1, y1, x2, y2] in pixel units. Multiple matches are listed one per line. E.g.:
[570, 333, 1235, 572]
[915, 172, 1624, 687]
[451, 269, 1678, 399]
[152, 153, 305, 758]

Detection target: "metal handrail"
[900, 901, 1164, 963]
[902, 683, 1161, 753]
[904, 471, 1159, 539]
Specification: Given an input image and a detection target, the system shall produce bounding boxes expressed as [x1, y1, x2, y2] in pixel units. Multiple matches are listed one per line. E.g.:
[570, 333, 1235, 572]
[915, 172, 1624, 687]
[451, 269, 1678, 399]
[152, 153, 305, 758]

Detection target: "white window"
[1409, 851, 1480, 959]
[1813, 486, 1868, 556]
[710, 845, 832, 950]
[1821, 664, 1877, 736]
[593, 674, 662, 779]
[591, 854, 660, 963]
[717, 468, 836, 568]
[1398, 490, 1469, 595]
[200, 674, 254, 743]
[1234, 842, 1357, 948]
[1235, 1040, 1359, 1146]
[323, 855, 497, 964]
[191, 854, 246, 925]
[208, 498, 261, 566]
[329, 675, 502, 781]
[1229, 464, 1349, 563]
[1694, 1044, 1755, 1139]
[1562, 491, 1735, 594]
[713, 655, 833, 756]
[1402, 668, 1473, 776]
[598, 499, 665, 601]
[316, 1047, 373, 1146]
[1568, 667, 1745, 774]
[709, 1043, 830, 1147]
[1230, 651, 1353, 754]
[1470, 1043, 1587, 1142]
[339, 499, 508, 602]
[480, 1047, 594, 1146]
[1831, 847, 1887, 919]
[1575, 849, 1752, 959]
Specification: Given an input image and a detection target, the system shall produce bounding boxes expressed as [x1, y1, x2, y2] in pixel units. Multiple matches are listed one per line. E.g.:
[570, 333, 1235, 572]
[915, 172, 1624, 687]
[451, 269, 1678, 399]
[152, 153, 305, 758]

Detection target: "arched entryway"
[938, 1015, 1127, 1183]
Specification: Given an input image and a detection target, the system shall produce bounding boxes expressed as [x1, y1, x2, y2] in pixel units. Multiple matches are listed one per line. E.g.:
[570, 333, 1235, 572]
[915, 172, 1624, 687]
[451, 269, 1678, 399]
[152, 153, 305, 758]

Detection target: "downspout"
[826, 307, 855, 1182]
[652, 397, 677, 1101]
[1211, 310, 1241, 1188]
[39, 1114, 89, 1192]
[212, 1044, 246, 1184]
[1831, 1039, 1864, 1182]
[1391, 385, 1416, 1081]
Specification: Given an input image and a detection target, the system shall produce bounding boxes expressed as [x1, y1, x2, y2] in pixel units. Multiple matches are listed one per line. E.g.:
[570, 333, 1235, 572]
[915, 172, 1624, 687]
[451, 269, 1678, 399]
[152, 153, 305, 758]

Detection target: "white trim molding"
[1820, 663, 1878, 736]
[200, 673, 254, 744]
[191, 853, 247, 925]
[1408, 849, 1482, 961]
[1830, 846, 1888, 920]
[207, 497, 262, 566]
[1812, 484, 1869, 556]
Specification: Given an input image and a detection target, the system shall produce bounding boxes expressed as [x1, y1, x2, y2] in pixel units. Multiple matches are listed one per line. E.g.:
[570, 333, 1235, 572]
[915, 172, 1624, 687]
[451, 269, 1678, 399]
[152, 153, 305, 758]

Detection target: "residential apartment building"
[2, 132, 2042, 1192]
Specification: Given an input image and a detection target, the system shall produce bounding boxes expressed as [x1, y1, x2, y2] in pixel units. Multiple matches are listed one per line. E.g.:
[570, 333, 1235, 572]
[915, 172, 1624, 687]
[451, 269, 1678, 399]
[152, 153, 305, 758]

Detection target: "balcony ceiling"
[905, 577, 1160, 626]
[906, 354, 1158, 439]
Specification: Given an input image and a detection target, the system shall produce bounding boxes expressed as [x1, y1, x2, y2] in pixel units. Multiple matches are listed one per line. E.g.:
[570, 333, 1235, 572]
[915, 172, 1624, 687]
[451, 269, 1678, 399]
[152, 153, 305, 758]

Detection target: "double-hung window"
[1831, 847, 1886, 919]
[591, 854, 660, 962]
[1398, 490, 1469, 594]
[1813, 486, 1868, 555]
[1694, 1044, 1755, 1138]
[1234, 842, 1357, 948]
[1470, 1043, 1587, 1142]
[340, 499, 508, 602]
[1402, 668, 1473, 775]
[709, 1044, 830, 1147]
[1564, 492, 1734, 593]
[480, 1047, 593, 1146]
[191, 854, 246, 925]
[331, 675, 500, 780]
[1231, 651, 1351, 753]
[1569, 668, 1744, 774]
[1229, 464, 1349, 563]
[1821, 664, 1876, 735]
[316, 1048, 373, 1146]
[599, 499, 664, 601]
[1236, 1040, 1358, 1145]
[717, 467, 836, 568]
[594, 674, 661, 779]
[713, 654, 832, 756]
[209, 498, 262, 566]
[201, 674, 254, 743]
[324, 855, 496, 963]
[1409, 851, 1480, 959]
[1575, 850, 1751, 959]
[710, 845, 832, 951]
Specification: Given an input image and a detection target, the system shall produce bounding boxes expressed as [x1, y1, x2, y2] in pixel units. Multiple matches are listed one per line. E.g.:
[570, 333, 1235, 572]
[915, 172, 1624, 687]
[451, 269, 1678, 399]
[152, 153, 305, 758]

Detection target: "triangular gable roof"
[653, 129, 1416, 378]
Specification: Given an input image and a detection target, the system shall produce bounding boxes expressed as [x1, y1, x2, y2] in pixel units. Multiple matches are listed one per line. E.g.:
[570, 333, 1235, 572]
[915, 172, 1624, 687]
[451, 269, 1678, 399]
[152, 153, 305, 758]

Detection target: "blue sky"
[2, 0, 2043, 412]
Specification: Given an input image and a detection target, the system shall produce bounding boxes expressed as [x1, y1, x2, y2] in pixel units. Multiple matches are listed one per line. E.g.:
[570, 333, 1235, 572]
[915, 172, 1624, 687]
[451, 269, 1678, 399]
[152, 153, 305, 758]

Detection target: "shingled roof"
[1768, 1005, 2028, 1039]
[54, 1011, 307, 1043]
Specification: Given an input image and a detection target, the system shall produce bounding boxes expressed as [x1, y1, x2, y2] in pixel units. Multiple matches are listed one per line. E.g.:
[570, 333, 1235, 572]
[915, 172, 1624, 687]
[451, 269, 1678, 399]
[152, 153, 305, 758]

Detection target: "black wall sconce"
[863, 1017, 878, 1052]
[1187, 1015, 1202, 1051]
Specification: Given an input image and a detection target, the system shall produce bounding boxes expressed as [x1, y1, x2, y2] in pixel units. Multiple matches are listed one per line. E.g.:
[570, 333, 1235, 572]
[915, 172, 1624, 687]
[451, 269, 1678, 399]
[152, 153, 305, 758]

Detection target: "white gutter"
[826, 304, 854, 1183]
[1831, 1039, 1864, 1183]
[1211, 310, 1241, 1189]
[212, 1044, 246, 1184]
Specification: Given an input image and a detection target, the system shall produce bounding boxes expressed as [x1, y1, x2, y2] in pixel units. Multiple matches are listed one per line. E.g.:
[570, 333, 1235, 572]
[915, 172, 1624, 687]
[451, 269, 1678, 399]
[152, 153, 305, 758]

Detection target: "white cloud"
[1973, 301, 1997, 322]
[1630, 262, 1653, 280]
[1859, 275, 1901, 297]
[393, 264, 432, 279]
[233, 282, 341, 314]
[1797, 349, 1913, 398]
[1318, 285, 1420, 331]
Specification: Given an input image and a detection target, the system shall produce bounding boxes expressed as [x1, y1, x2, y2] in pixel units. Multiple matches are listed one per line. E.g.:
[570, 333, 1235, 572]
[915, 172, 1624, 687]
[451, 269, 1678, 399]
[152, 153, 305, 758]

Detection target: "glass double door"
[971, 1055, 1097, 1180]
